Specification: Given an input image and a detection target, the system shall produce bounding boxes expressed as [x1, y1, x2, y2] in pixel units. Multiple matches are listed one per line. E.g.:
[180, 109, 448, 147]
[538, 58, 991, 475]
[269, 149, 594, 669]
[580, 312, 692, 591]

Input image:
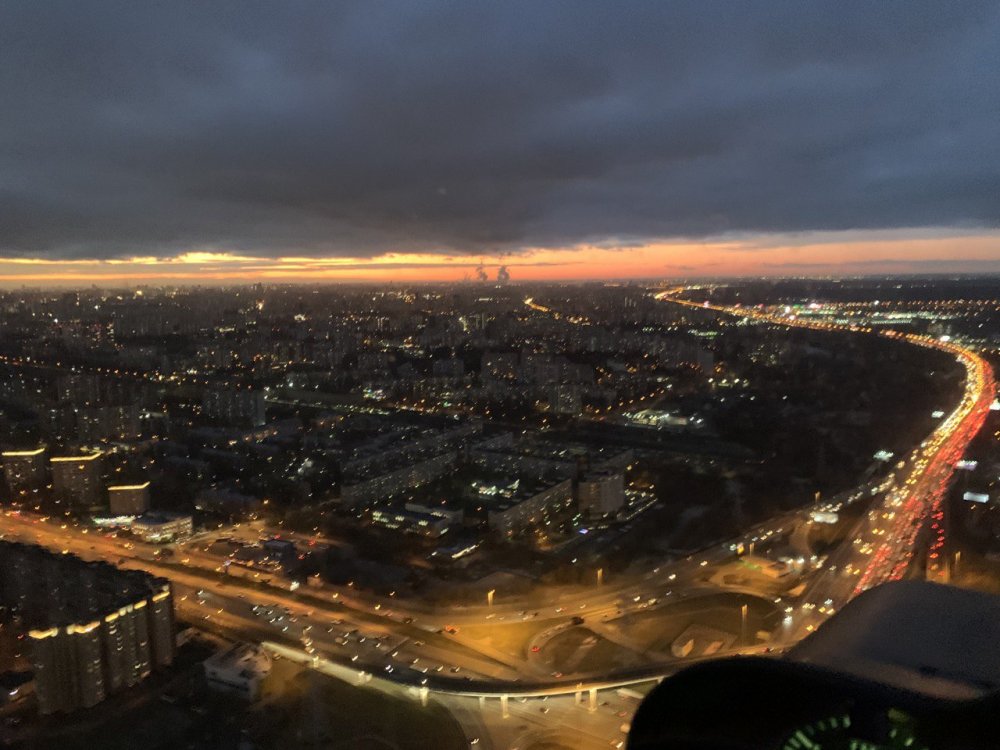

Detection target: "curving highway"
[0, 287, 993, 713]
[656, 290, 996, 640]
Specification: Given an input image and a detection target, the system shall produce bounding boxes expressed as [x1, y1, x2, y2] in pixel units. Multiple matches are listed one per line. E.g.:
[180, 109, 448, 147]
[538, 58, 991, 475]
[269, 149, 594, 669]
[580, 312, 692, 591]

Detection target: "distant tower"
[2, 447, 47, 496]
[50, 451, 103, 509]
[107, 481, 151, 515]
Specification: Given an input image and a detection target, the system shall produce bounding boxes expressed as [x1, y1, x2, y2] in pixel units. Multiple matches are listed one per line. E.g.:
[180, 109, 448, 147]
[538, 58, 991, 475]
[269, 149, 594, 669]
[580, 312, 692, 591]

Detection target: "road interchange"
[0, 289, 992, 706]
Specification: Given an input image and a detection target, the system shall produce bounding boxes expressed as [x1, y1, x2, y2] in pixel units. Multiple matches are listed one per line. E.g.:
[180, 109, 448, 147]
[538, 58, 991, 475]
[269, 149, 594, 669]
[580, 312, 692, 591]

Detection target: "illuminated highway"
[785, 329, 995, 638]
[0, 285, 992, 750]
[0, 508, 777, 683]
[656, 289, 996, 639]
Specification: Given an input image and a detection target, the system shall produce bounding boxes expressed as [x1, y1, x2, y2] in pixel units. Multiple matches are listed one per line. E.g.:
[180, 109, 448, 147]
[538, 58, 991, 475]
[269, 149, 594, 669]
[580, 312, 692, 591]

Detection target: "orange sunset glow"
[0, 231, 997, 286]
[3, 3, 1000, 744]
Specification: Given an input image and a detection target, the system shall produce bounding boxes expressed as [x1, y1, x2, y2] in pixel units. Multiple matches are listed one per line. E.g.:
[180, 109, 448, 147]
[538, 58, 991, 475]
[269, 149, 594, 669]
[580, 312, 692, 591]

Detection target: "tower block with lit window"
[107, 481, 151, 516]
[50, 451, 103, 509]
[0, 542, 175, 714]
[1, 447, 47, 498]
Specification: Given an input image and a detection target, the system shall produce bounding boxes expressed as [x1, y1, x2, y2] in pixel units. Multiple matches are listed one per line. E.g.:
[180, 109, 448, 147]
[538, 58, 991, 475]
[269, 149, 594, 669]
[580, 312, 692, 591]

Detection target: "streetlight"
[740, 603, 748, 644]
[597, 568, 604, 586]
[487, 589, 495, 608]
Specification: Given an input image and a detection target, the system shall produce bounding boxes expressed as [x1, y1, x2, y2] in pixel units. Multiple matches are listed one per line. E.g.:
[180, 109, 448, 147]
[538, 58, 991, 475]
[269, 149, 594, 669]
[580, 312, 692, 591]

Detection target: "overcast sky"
[1, 1, 999, 268]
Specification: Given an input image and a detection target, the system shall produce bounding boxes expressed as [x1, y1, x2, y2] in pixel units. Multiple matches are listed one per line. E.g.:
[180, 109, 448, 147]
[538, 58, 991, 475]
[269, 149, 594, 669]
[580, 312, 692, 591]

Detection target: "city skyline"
[0, 229, 998, 286]
[1, 2, 999, 747]
[0, 276, 996, 747]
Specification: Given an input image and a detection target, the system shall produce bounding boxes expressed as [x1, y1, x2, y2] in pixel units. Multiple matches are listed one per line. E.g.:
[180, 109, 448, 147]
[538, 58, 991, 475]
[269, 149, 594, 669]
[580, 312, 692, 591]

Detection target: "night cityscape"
[1, 3, 999, 750]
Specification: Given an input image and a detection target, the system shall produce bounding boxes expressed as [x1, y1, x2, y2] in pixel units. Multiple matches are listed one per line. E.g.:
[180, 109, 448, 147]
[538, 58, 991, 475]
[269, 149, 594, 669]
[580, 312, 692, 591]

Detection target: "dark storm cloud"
[1, 1, 998, 259]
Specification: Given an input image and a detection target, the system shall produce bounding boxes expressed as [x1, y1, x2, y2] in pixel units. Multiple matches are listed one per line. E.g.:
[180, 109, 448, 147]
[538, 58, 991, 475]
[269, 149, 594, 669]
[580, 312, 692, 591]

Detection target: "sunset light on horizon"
[3, 4, 999, 286]
[0, 229, 997, 286]
[2, 4, 1000, 747]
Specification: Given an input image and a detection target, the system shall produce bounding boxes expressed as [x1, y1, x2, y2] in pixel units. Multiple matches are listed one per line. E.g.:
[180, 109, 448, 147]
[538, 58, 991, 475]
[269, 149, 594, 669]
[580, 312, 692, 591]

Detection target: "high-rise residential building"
[148, 586, 176, 669]
[107, 481, 151, 516]
[76, 404, 142, 442]
[50, 451, 103, 508]
[484, 478, 575, 538]
[578, 470, 626, 517]
[0, 543, 174, 714]
[55, 374, 102, 406]
[202, 388, 267, 427]
[1, 447, 47, 496]
[547, 383, 582, 415]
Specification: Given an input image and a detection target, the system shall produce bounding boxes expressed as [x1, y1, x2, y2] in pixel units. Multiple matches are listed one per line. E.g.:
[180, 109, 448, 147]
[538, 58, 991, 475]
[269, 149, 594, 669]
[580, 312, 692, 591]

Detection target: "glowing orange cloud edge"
[0, 232, 997, 285]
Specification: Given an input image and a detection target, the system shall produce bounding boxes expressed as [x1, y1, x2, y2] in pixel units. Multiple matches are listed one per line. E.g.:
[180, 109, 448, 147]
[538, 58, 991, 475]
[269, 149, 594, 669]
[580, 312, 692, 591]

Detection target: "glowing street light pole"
[487, 588, 495, 607]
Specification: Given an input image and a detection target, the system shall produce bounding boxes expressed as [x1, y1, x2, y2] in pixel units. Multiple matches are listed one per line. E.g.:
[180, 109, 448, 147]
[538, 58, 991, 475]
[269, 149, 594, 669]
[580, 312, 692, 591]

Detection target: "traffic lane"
[0, 514, 534, 680]
[0, 519, 532, 668]
[181, 585, 525, 683]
